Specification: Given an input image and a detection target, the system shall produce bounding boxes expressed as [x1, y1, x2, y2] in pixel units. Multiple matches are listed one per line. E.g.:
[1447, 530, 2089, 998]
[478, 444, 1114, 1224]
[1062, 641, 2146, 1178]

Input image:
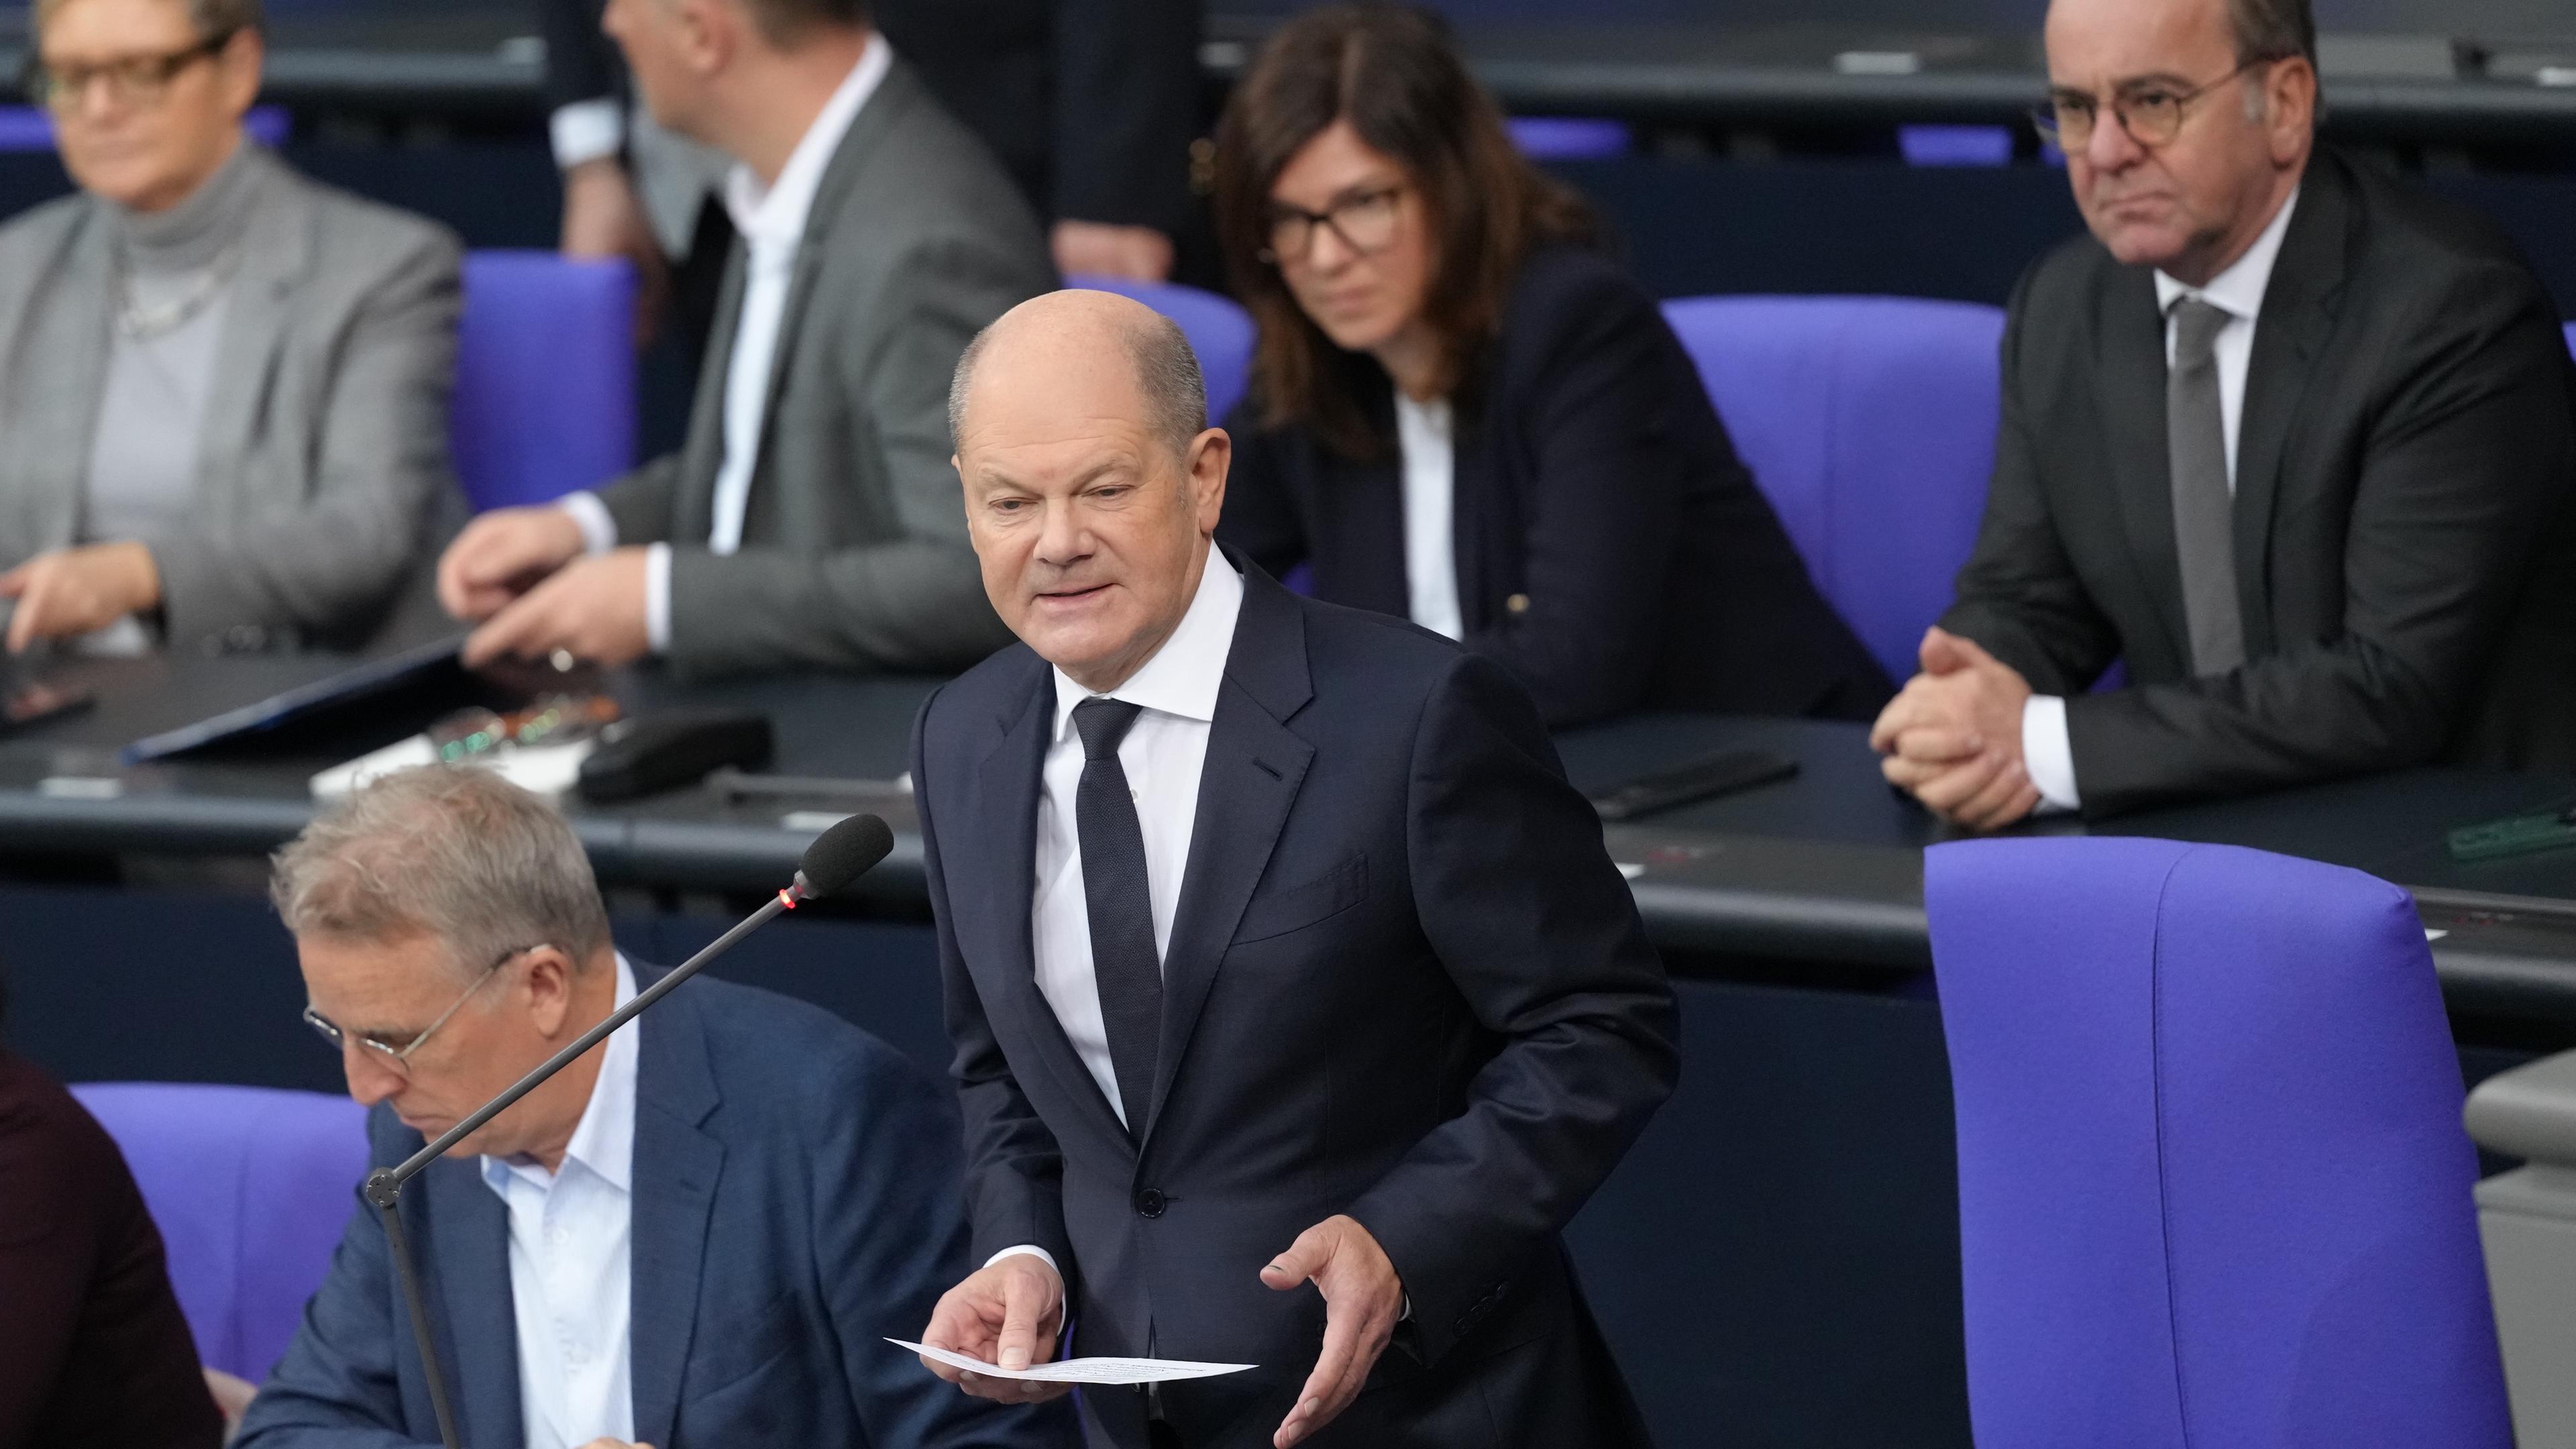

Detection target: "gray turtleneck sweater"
[76, 136, 266, 651]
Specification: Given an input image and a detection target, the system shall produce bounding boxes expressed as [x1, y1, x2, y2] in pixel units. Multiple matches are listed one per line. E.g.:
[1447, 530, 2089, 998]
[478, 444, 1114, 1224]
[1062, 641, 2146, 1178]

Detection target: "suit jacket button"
[1505, 593, 1530, 615]
[1134, 1188, 1167, 1218]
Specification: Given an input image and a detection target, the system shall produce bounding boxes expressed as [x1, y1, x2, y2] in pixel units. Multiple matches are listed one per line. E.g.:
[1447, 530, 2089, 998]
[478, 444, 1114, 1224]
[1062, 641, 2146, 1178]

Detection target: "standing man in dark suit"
[1873, 0, 2576, 824]
[438, 0, 1054, 678]
[911, 290, 1677, 1448]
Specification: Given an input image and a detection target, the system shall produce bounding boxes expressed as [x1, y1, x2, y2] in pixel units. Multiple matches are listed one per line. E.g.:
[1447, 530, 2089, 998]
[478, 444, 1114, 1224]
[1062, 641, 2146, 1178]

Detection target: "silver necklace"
[115, 241, 241, 341]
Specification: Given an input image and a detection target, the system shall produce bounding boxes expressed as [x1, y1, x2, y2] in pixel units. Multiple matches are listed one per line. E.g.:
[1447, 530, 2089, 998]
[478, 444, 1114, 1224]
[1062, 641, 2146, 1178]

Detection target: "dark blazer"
[232, 969, 1075, 1449]
[1218, 245, 1892, 729]
[544, 0, 1200, 235]
[593, 59, 1053, 678]
[913, 559, 1680, 1448]
[1941, 148, 2576, 816]
[0, 1049, 221, 1449]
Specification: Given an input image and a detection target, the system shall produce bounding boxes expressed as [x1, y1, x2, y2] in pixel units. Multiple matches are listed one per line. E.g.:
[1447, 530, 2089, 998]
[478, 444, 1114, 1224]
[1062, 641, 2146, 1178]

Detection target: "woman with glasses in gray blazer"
[0, 0, 461, 657]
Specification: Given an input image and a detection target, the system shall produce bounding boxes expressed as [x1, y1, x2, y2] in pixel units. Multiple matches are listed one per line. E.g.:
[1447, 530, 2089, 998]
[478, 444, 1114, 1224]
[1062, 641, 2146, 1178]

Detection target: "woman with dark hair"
[1211, 3, 1890, 727]
[0, 964, 225, 1448]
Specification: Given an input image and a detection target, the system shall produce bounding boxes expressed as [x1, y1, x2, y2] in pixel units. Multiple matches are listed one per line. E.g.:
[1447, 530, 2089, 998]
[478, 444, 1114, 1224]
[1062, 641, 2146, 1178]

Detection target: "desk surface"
[8, 651, 2576, 1019]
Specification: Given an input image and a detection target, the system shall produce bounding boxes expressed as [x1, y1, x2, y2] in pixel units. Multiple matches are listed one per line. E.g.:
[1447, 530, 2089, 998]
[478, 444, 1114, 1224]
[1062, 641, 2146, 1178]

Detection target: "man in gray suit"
[440, 0, 1053, 678]
[0, 0, 460, 657]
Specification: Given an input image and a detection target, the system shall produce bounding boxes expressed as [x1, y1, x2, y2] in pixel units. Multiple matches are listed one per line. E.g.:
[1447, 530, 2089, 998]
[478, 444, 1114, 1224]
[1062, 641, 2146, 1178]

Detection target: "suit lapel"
[674, 248, 747, 539]
[968, 662, 1134, 1148]
[2231, 163, 2350, 661]
[192, 152, 305, 517]
[1139, 567, 1315, 1148]
[627, 973, 724, 1449]
[414, 1157, 523, 1449]
[6, 207, 112, 553]
[2099, 268, 2192, 666]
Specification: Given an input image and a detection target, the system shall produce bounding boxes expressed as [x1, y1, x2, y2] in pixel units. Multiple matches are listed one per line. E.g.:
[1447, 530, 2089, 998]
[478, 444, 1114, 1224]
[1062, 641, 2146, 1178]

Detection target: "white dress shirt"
[480, 955, 641, 1449]
[2020, 187, 2301, 810]
[983, 552, 1244, 1282]
[1395, 392, 1464, 640]
[555, 36, 892, 652]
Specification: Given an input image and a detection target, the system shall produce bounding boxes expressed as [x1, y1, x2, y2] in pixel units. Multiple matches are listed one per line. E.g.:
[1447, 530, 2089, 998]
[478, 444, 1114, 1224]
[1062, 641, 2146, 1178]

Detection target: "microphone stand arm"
[360, 875, 815, 1449]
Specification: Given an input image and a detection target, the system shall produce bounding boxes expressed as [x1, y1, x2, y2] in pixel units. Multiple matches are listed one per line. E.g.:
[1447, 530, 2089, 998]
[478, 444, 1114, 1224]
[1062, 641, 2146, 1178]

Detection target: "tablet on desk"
[118, 637, 590, 765]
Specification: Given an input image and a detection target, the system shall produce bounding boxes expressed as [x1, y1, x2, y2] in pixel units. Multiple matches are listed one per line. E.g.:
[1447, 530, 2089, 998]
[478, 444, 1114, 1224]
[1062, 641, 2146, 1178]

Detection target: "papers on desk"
[311, 735, 595, 800]
[889, 1339, 1255, 1385]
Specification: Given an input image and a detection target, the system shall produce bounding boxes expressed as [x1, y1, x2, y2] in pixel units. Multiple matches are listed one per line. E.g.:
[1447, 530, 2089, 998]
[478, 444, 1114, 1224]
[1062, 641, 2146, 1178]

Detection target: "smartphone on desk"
[0, 678, 95, 735]
[1589, 747, 1801, 822]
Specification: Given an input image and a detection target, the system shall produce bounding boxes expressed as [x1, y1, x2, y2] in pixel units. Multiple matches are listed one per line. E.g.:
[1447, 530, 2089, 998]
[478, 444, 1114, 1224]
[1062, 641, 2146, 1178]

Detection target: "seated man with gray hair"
[235, 767, 1075, 1449]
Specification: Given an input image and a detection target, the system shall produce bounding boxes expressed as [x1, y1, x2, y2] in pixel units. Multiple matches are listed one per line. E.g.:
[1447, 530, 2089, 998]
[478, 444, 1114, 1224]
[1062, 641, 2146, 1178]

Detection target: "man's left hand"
[0, 541, 161, 651]
[1260, 1214, 1404, 1449]
[1871, 627, 2042, 831]
[462, 547, 651, 669]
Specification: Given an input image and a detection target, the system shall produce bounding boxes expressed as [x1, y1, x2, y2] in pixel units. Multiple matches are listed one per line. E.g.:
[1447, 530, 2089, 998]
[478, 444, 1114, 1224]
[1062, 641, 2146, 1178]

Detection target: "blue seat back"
[1927, 838, 2510, 1449]
[452, 250, 638, 511]
[70, 1081, 370, 1383]
[1662, 295, 2005, 681]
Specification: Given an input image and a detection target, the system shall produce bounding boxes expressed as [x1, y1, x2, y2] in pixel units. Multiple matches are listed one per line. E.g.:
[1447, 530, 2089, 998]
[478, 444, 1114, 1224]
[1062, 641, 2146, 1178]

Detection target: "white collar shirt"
[479, 954, 641, 1449]
[1393, 392, 1463, 640]
[1031, 552, 1244, 1126]
[2151, 184, 2300, 494]
[2023, 185, 2302, 813]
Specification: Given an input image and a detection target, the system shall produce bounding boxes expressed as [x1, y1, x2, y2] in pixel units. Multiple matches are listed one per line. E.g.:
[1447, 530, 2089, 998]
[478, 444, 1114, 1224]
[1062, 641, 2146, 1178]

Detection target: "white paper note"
[890, 1339, 1255, 1385]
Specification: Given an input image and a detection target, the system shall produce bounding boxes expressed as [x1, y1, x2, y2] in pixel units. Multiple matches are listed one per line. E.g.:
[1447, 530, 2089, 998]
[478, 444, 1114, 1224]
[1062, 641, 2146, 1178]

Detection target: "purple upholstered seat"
[1926, 838, 2510, 1449]
[451, 250, 638, 511]
[1507, 116, 1633, 160]
[1661, 295, 2004, 682]
[2564, 320, 2575, 359]
[70, 1082, 370, 1383]
[1063, 273, 1256, 423]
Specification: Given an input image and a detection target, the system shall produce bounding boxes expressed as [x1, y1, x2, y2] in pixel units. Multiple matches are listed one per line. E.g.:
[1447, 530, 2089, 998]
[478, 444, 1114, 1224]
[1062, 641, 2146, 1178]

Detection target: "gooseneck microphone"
[364, 813, 896, 1449]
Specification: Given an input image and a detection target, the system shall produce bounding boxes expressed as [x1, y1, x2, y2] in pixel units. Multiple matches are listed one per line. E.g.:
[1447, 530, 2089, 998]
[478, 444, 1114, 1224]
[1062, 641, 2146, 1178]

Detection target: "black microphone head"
[795, 814, 894, 899]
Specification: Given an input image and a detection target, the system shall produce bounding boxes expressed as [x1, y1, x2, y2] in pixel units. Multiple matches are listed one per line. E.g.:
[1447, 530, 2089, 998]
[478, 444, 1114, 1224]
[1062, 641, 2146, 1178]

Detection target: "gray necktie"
[2167, 296, 2245, 676]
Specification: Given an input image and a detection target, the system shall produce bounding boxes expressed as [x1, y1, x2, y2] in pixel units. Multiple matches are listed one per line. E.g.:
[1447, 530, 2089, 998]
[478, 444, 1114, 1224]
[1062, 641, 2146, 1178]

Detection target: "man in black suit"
[911, 289, 1678, 1448]
[1873, 0, 2576, 825]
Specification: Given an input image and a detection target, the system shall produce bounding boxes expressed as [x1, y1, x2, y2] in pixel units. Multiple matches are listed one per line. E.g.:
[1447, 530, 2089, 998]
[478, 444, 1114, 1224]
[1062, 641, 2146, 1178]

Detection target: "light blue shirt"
[479, 955, 639, 1449]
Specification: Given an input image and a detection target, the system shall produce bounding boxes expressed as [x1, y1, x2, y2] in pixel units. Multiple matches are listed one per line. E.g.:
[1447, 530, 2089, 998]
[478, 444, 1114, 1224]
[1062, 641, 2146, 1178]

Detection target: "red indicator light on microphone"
[778, 888, 798, 910]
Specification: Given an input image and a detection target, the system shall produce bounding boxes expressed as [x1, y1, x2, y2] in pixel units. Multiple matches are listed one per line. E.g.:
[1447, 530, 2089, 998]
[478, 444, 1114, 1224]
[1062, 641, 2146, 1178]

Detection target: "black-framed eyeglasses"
[2033, 56, 2272, 152]
[1257, 184, 1407, 266]
[22, 31, 235, 115]
[303, 945, 545, 1079]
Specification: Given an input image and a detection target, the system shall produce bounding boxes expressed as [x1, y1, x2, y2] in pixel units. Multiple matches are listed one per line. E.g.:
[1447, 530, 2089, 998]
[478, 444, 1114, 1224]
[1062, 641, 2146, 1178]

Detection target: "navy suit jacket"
[233, 969, 1075, 1449]
[913, 560, 1680, 1448]
[1219, 245, 1892, 729]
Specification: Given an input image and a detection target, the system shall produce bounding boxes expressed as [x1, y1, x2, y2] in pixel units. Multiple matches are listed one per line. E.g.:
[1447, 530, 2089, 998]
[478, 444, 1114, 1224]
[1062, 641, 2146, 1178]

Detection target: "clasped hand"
[919, 1213, 1405, 1449]
[1870, 627, 2043, 831]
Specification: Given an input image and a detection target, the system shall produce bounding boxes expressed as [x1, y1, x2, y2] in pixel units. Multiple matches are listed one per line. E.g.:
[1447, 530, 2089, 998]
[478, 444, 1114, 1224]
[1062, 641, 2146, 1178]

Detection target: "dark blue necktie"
[1073, 698, 1161, 1133]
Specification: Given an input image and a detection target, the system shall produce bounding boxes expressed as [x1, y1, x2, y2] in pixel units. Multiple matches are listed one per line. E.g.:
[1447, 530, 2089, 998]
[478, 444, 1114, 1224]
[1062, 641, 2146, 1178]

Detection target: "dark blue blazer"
[232, 968, 1075, 1449]
[913, 561, 1680, 1448]
[1219, 244, 1892, 730]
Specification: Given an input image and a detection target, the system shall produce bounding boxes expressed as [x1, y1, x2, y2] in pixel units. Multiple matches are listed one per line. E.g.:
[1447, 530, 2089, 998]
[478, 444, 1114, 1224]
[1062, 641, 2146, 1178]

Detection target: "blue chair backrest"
[1063, 273, 1256, 423]
[452, 250, 637, 511]
[1926, 837, 2510, 1449]
[71, 1082, 370, 1383]
[1662, 295, 2005, 682]
[1508, 116, 1633, 159]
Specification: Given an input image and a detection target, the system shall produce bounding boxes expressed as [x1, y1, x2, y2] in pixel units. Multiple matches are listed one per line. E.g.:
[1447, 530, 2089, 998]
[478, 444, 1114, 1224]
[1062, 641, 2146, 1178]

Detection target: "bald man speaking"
[909, 290, 1678, 1449]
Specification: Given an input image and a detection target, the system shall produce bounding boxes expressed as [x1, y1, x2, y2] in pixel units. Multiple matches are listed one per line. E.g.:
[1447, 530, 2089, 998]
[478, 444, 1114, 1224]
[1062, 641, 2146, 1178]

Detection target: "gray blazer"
[0, 145, 462, 653]
[595, 58, 1055, 677]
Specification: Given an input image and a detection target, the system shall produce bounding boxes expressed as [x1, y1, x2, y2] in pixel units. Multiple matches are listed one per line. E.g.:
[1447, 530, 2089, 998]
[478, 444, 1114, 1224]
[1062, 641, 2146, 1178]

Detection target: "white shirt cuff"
[550, 99, 625, 171]
[645, 542, 672, 655]
[2022, 694, 2081, 812]
[557, 492, 617, 557]
[985, 1245, 1061, 1279]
